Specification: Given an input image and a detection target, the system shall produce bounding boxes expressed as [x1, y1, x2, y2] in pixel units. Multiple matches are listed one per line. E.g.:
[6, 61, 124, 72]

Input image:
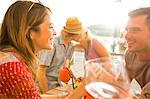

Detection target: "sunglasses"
[64, 32, 81, 37]
[28, 0, 44, 12]
[25, 0, 50, 37]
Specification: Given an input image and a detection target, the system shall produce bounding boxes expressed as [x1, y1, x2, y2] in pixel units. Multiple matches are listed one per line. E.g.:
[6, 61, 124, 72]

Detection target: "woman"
[0, 1, 55, 98]
[0, 1, 101, 98]
[77, 31, 109, 60]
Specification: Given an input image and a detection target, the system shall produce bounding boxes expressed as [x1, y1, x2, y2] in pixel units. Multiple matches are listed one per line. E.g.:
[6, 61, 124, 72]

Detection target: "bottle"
[71, 47, 85, 78]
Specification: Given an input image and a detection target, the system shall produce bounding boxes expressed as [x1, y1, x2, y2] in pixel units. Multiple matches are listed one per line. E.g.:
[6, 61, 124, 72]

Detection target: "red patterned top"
[0, 52, 41, 98]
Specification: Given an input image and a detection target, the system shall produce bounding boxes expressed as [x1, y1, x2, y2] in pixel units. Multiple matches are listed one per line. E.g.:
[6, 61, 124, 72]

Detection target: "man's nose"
[125, 31, 130, 40]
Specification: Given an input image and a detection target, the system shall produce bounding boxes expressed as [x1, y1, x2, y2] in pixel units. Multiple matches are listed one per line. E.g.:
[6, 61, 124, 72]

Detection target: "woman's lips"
[49, 38, 53, 44]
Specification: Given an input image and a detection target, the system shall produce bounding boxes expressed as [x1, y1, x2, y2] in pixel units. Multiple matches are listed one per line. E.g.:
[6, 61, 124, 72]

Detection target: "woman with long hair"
[0, 1, 55, 98]
[0, 1, 102, 98]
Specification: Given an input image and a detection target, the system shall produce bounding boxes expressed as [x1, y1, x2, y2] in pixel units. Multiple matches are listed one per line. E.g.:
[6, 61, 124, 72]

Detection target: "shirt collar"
[58, 35, 64, 45]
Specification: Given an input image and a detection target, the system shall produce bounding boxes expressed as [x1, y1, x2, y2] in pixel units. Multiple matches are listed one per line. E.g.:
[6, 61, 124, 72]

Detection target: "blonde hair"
[85, 29, 93, 45]
[0, 1, 51, 69]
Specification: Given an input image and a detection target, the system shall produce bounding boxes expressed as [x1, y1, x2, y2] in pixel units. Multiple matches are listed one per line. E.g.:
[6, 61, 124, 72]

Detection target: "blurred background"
[1, 0, 150, 54]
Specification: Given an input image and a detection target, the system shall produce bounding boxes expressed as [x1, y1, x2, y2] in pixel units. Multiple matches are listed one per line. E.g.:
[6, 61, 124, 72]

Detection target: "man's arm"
[36, 65, 49, 93]
[37, 47, 56, 93]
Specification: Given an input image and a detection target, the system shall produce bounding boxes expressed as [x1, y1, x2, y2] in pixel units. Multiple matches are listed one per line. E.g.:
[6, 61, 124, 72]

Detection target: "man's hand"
[36, 65, 49, 93]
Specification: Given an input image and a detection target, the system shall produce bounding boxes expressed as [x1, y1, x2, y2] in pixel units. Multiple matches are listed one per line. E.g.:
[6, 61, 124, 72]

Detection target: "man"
[125, 7, 150, 98]
[36, 17, 87, 93]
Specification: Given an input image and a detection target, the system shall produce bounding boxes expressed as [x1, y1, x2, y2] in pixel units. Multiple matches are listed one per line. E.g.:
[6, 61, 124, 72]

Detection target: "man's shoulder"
[53, 35, 63, 45]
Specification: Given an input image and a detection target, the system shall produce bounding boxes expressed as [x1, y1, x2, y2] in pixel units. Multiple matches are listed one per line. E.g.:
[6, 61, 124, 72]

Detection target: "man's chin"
[127, 47, 136, 52]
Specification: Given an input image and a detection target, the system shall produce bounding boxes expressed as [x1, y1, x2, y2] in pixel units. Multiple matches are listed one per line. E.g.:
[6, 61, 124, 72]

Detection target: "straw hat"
[63, 17, 87, 34]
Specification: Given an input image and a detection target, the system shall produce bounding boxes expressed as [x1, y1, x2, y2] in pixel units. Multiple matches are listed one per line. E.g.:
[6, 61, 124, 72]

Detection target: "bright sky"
[0, 0, 150, 33]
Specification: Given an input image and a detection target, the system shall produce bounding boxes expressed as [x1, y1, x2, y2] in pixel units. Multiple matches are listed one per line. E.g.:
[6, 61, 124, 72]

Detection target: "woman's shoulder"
[91, 37, 100, 44]
[0, 51, 19, 65]
[0, 52, 10, 60]
[91, 37, 103, 48]
[0, 57, 29, 76]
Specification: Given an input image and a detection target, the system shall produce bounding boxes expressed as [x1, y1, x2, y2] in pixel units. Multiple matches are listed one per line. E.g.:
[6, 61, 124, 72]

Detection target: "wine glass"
[84, 56, 134, 99]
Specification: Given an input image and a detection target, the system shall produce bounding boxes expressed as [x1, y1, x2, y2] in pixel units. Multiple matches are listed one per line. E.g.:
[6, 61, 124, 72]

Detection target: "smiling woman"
[0, 0, 56, 98]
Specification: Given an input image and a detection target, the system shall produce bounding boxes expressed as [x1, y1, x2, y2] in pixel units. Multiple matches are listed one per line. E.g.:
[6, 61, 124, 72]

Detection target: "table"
[44, 86, 69, 98]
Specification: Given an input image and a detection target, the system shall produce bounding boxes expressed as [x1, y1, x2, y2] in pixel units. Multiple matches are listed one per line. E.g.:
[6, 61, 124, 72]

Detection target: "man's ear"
[61, 30, 65, 36]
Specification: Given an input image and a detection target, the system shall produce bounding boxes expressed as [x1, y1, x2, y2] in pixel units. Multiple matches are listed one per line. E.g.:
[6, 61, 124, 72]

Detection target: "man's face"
[125, 15, 150, 52]
[61, 31, 80, 43]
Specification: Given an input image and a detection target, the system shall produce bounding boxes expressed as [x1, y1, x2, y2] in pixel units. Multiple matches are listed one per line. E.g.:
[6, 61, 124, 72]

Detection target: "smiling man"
[125, 7, 150, 98]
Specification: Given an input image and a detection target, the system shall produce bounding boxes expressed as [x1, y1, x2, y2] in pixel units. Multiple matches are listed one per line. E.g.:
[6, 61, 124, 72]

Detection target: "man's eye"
[131, 28, 140, 32]
[144, 93, 150, 98]
[127, 28, 141, 33]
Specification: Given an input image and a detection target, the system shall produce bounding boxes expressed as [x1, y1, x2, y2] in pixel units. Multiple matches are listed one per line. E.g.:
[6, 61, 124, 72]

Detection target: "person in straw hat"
[63, 17, 109, 60]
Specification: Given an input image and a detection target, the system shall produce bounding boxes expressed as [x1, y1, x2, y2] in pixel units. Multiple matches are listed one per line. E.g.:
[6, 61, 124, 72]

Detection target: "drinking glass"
[84, 56, 134, 99]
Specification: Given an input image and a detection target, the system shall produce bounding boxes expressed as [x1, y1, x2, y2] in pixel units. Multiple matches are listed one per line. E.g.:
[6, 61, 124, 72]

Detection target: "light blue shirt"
[39, 35, 74, 89]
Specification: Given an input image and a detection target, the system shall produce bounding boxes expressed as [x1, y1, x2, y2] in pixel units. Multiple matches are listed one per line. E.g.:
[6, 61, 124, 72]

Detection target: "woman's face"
[31, 12, 55, 52]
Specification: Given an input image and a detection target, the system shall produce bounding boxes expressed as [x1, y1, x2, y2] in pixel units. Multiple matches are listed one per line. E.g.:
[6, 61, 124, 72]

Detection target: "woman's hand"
[85, 63, 102, 84]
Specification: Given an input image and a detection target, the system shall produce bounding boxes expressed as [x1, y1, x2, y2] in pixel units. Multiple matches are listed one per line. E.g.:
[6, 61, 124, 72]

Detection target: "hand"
[59, 66, 71, 83]
[85, 64, 102, 84]
[76, 77, 83, 82]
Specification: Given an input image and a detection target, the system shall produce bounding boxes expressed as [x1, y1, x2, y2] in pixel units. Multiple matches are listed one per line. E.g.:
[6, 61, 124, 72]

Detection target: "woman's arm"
[66, 81, 87, 99]
[94, 38, 110, 57]
[40, 94, 67, 99]
[66, 64, 102, 99]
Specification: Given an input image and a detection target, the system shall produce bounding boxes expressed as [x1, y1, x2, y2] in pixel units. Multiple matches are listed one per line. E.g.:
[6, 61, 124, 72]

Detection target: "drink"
[71, 48, 85, 78]
[85, 57, 134, 99]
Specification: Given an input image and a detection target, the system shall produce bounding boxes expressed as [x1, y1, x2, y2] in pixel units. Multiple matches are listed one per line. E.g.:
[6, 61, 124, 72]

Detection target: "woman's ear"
[29, 30, 36, 40]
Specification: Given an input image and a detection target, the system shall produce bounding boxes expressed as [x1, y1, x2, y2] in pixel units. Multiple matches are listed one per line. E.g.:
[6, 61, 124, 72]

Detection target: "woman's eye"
[48, 26, 53, 30]
[49, 26, 53, 29]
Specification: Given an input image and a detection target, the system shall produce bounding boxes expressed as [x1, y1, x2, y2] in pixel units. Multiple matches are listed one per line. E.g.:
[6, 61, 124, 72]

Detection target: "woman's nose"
[51, 28, 56, 36]
[53, 30, 56, 36]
